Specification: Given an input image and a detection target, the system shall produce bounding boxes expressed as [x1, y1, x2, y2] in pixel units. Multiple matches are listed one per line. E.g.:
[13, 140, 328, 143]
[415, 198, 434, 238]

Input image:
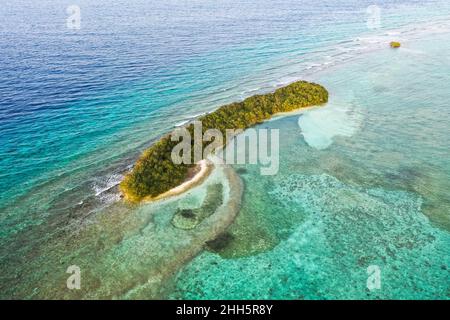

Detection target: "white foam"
[175, 119, 190, 127]
[93, 173, 123, 197]
[190, 112, 206, 118]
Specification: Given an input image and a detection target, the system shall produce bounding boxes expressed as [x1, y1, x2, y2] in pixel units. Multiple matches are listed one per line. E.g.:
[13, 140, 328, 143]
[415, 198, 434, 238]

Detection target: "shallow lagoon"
[170, 32, 450, 299]
[1, 1, 450, 299]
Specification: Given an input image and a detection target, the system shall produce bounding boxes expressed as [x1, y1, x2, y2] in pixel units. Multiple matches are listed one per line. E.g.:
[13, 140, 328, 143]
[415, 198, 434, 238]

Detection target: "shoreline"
[141, 159, 214, 203]
[137, 104, 324, 203]
[120, 81, 328, 202]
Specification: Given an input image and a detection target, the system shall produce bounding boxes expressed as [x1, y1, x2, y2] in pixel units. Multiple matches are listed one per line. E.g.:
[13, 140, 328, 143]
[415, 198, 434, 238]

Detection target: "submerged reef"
[205, 232, 235, 252]
[120, 81, 328, 201]
[172, 184, 224, 230]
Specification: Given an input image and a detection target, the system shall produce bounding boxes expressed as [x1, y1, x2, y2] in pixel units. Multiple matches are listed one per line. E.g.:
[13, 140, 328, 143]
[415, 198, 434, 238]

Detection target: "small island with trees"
[120, 80, 329, 202]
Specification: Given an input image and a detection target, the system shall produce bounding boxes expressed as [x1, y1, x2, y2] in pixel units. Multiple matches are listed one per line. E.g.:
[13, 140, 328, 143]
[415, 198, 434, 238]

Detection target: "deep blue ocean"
[0, 0, 449, 299]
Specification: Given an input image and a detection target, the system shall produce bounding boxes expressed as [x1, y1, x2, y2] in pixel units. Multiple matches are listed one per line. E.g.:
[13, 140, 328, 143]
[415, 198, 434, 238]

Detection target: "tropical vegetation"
[120, 80, 328, 201]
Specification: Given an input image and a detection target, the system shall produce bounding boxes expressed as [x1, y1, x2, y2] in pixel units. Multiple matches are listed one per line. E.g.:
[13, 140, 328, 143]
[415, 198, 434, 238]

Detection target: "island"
[120, 80, 329, 202]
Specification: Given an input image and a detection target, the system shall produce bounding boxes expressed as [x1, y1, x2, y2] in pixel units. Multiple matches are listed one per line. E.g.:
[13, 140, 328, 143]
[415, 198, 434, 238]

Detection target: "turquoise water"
[171, 34, 450, 299]
[0, 1, 449, 299]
